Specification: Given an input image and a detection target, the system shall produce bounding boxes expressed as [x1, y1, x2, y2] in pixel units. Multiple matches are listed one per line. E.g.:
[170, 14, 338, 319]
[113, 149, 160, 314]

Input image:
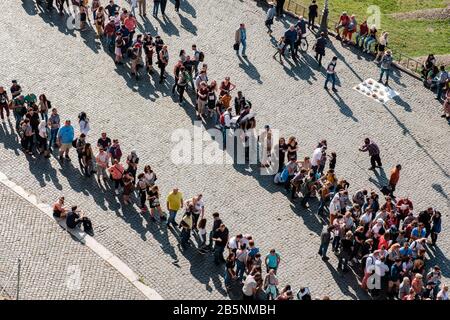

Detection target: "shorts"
[60, 143, 71, 152]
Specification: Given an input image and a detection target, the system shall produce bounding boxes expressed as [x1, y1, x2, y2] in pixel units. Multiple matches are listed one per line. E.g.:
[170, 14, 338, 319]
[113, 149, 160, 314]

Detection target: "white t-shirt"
[311, 147, 322, 166]
[242, 276, 257, 296]
[38, 126, 47, 139]
[228, 236, 239, 250]
[79, 120, 90, 135]
[437, 290, 449, 300]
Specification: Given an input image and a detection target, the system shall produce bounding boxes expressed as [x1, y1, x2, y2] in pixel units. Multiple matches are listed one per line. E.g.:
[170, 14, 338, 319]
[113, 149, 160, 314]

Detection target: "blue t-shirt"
[266, 252, 280, 268]
[411, 228, 426, 239]
[399, 247, 412, 257]
[58, 125, 74, 144]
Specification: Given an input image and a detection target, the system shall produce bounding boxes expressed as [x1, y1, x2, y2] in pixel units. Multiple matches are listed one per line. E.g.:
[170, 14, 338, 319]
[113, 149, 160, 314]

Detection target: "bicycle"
[299, 35, 309, 53]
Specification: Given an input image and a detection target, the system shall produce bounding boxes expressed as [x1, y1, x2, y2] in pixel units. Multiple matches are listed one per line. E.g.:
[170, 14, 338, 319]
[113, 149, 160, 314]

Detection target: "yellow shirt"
[167, 191, 183, 211]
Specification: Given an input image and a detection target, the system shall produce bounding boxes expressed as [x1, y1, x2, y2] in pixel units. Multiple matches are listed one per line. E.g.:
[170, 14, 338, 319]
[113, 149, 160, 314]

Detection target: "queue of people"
[3, 0, 447, 301]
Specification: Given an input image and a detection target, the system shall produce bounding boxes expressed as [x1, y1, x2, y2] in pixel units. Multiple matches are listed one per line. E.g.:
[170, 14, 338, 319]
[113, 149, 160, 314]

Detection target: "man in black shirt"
[105, 0, 120, 17]
[66, 206, 93, 234]
[308, 0, 318, 29]
[208, 212, 222, 248]
[212, 223, 229, 265]
[97, 132, 112, 151]
[10, 80, 22, 100]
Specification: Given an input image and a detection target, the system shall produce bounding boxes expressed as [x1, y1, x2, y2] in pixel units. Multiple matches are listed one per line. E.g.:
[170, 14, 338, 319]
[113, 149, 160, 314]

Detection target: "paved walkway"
[0, 0, 449, 299]
[0, 182, 146, 299]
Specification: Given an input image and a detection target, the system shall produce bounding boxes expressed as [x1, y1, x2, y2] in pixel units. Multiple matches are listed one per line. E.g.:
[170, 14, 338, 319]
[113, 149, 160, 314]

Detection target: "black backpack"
[198, 51, 205, 62]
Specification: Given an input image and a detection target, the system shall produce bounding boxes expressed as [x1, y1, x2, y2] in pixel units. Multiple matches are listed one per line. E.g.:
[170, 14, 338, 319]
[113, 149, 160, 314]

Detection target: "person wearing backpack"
[108, 139, 123, 165]
[108, 159, 125, 195]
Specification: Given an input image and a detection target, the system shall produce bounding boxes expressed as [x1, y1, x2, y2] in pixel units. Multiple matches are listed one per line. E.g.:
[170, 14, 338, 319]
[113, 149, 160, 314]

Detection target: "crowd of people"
[1, 0, 448, 301]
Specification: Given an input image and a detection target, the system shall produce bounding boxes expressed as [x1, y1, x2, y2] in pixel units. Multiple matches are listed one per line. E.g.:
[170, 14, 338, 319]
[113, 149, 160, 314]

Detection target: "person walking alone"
[235, 24, 247, 58]
[265, 3, 276, 35]
[313, 32, 326, 66]
[324, 56, 338, 92]
[308, 0, 318, 29]
[359, 138, 382, 170]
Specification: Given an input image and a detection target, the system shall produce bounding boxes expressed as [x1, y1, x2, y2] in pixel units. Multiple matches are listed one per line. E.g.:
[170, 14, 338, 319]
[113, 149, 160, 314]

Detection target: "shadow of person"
[237, 55, 263, 84]
[0, 122, 21, 156]
[21, 0, 38, 16]
[325, 90, 359, 122]
[389, 68, 407, 88]
[179, 13, 198, 35]
[154, 15, 180, 37]
[372, 167, 388, 189]
[323, 260, 371, 300]
[177, 243, 228, 297]
[169, 0, 197, 18]
[391, 95, 412, 112]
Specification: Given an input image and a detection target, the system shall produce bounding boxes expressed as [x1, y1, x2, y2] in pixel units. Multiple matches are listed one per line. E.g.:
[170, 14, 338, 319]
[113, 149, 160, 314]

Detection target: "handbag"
[233, 43, 239, 51]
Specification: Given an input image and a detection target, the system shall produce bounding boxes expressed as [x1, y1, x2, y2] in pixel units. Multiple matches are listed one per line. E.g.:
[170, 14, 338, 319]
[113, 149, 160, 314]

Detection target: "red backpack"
[219, 113, 225, 125]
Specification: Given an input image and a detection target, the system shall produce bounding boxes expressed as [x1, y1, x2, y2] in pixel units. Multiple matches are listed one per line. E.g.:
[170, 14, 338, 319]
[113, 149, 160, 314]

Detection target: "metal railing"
[280, 0, 425, 76]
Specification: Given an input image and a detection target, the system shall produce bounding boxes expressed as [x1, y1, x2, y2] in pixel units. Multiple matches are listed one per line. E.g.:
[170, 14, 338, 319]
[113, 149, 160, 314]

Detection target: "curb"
[0, 170, 163, 300]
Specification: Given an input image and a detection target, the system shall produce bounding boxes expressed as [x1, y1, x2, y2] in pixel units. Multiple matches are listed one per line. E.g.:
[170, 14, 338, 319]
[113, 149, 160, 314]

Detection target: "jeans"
[436, 83, 445, 99]
[240, 40, 247, 56]
[379, 68, 390, 83]
[224, 270, 232, 287]
[49, 128, 59, 146]
[324, 73, 336, 89]
[318, 242, 329, 257]
[167, 209, 178, 226]
[214, 245, 225, 264]
[355, 33, 366, 47]
[332, 236, 340, 251]
[364, 37, 376, 51]
[14, 113, 22, 131]
[236, 260, 246, 281]
[40, 112, 48, 122]
[370, 154, 382, 168]
[175, 0, 180, 12]
[317, 197, 328, 215]
[153, 2, 160, 16]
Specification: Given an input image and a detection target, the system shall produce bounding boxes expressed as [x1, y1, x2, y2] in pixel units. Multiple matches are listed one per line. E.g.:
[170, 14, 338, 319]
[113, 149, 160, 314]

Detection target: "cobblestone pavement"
[0, 0, 449, 299]
[0, 183, 146, 300]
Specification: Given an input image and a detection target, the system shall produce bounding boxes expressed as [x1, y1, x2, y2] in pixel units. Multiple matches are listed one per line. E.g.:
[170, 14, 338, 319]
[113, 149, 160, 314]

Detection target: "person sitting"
[66, 206, 94, 235]
[363, 25, 377, 53]
[335, 12, 350, 40]
[421, 54, 436, 79]
[52, 196, 68, 218]
[355, 20, 368, 48]
[343, 15, 357, 43]
[424, 65, 439, 89]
